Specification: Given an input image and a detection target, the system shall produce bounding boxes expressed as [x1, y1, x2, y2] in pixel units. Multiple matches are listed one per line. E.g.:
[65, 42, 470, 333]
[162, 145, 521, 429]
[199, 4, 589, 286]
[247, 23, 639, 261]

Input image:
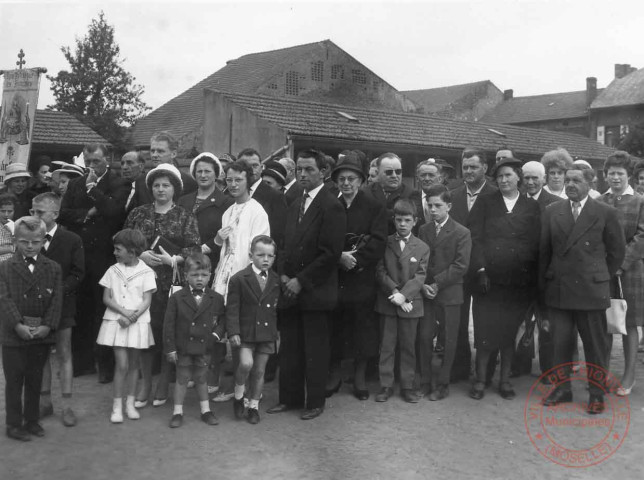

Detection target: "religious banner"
[0, 68, 42, 183]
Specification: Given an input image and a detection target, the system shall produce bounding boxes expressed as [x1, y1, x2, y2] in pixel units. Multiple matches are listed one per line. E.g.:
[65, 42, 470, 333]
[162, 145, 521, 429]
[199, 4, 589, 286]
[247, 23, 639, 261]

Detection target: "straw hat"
[3, 163, 31, 184]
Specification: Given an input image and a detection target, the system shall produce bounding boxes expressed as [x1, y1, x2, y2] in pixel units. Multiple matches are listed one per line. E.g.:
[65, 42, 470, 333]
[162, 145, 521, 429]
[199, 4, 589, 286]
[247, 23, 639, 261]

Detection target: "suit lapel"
[244, 268, 263, 301]
[179, 289, 198, 313]
[388, 236, 403, 258]
[434, 218, 454, 247]
[293, 191, 322, 240]
[11, 256, 36, 285]
[194, 291, 214, 317]
[564, 199, 599, 253]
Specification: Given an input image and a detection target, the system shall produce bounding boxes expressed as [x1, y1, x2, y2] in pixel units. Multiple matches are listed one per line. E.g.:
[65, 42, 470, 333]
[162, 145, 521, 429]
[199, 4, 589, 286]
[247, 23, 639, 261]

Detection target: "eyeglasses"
[337, 176, 360, 184]
[384, 169, 402, 176]
[30, 209, 58, 215]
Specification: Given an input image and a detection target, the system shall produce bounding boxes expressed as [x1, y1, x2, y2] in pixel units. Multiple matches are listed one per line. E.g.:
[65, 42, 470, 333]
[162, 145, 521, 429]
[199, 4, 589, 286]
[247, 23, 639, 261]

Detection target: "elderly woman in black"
[326, 154, 387, 400]
[468, 158, 540, 400]
[125, 164, 201, 407]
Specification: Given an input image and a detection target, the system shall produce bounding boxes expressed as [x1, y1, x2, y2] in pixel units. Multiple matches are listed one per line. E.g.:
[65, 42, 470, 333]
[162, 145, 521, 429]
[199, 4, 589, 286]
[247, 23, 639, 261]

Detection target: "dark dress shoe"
[469, 382, 485, 400]
[375, 387, 394, 402]
[301, 407, 324, 420]
[201, 411, 219, 425]
[353, 387, 370, 401]
[247, 408, 260, 424]
[6, 426, 31, 441]
[401, 389, 420, 403]
[587, 395, 605, 415]
[233, 398, 246, 419]
[266, 403, 293, 414]
[499, 382, 516, 400]
[542, 389, 573, 406]
[417, 383, 432, 398]
[325, 379, 342, 398]
[428, 384, 449, 401]
[98, 372, 113, 384]
[169, 414, 183, 428]
[24, 422, 45, 437]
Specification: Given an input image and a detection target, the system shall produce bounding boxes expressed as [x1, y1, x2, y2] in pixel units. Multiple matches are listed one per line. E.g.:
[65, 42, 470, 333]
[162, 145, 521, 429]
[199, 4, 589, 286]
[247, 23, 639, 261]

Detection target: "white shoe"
[134, 400, 148, 409]
[110, 410, 123, 424]
[126, 405, 140, 420]
[212, 391, 234, 402]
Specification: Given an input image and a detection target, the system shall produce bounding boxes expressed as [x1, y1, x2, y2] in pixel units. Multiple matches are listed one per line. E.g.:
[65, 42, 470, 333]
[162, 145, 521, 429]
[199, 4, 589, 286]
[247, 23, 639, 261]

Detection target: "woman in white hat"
[0, 163, 33, 219]
[124, 163, 201, 407]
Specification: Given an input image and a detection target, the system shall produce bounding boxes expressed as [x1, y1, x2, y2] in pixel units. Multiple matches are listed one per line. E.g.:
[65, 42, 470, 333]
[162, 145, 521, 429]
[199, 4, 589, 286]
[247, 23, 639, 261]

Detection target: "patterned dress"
[125, 204, 200, 341]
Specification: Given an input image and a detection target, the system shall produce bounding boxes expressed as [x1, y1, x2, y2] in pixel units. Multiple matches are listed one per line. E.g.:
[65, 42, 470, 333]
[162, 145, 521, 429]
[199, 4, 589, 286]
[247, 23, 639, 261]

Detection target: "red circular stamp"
[524, 361, 630, 468]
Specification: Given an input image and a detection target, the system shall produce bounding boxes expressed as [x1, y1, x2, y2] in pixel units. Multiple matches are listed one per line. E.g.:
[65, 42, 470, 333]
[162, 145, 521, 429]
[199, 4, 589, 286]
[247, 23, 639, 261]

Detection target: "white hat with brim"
[3, 163, 32, 184]
[190, 152, 222, 179]
[56, 163, 85, 178]
[145, 163, 183, 191]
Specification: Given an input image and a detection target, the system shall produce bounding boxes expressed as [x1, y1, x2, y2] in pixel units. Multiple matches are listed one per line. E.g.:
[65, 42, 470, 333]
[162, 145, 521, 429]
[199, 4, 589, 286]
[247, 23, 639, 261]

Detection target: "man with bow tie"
[540, 166, 625, 414]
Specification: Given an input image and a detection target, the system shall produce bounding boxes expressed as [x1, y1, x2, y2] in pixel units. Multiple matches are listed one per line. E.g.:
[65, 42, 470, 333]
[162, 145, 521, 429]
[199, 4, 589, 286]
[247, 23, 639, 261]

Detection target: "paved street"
[1, 337, 643, 480]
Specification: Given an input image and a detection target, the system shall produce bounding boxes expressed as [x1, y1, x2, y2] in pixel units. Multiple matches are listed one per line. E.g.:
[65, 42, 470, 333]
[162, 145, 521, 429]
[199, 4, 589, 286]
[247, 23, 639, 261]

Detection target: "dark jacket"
[252, 180, 288, 250]
[278, 186, 346, 311]
[217, 265, 280, 343]
[418, 217, 471, 305]
[42, 225, 85, 319]
[363, 182, 415, 235]
[284, 181, 304, 207]
[469, 191, 540, 288]
[177, 189, 233, 267]
[531, 189, 563, 212]
[540, 197, 625, 310]
[0, 253, 63, 346]
[338, 190, 387, 304]
[163, 287, 225, 356]
[59, 169, 130, 254]
[449, 181, 498, 228]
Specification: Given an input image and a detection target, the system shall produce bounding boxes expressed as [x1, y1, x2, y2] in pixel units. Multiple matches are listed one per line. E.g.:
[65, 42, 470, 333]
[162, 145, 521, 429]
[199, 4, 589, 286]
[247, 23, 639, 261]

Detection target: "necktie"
[572, 201, 581, 221]
[435, 222, 442, 236]
[258, 271, 267, 291]
[25, 257, 36, 266]
[422, 196, 431, 223]
[259, 271, 267, 278]
[192, 289, 204, 296]
[125, 182, 136, 211]
[298, 192, 309, 224]
[42, 234, 52, 254]
[395, 234, 408, 251]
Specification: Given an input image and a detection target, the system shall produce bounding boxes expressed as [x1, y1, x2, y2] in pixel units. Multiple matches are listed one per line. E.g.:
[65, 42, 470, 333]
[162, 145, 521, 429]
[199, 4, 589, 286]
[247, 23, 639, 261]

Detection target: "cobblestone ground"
[1, 335, 642, 480]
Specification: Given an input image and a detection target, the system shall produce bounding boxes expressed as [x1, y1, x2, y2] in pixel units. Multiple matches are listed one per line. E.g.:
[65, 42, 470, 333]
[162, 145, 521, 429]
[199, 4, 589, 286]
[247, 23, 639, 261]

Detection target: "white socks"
[173, 405, 183, 415]
[234, 384, 245, 400]
[111, 398, 123, 423]
[126, 396, 140, 420]
[200, 401, 210, 414]
[248, 399, 259, 410]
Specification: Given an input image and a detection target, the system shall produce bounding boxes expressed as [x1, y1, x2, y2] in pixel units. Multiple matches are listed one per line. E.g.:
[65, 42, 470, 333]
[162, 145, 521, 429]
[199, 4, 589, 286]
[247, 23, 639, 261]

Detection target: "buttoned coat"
[375, 234, 430, 318]
[338, 190, 388, 305]
[177, 188, 233, 268]
[598, 191, 644, 325]
[533, 188, 563, 212]
[539, 197, 625, 310]
[278, 186, 346, 311]
[284, 181, 304, 207]
[0, 253, 63, 346]
[449, 181, 498, 228]
[418, 217, 472, 306]
[409, 189, 428, 233]
[42, 226, 85, 319]
[363, 182, 415, 235]
[217, 265, 280, 342]
[163, 287, 225, 356]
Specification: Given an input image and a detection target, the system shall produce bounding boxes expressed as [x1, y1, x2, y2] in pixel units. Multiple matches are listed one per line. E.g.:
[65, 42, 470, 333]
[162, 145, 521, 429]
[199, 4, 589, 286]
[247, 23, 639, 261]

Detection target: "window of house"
[352, 69, 366, 85]
[285, 71, 300, 96]
[267, 83, 278, 90]
[604, 125, 622, 147]
[331, 65, 344, 80]
[311, 61, 324, 82]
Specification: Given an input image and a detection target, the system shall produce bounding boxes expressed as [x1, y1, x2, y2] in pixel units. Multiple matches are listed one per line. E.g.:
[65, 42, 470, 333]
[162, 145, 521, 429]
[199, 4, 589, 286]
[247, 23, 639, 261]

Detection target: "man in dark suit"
[128, 132, 198, 211]
[540, 167, 625, 414]
[364, 152, 415, 235]
[121, 151, 147, 215]
[279, 157, 304, 206]
[523, 161, 562, 212]
[59, 143, 130, 382]
[32, 193, 85, 427]
[417, 185, 472, 400]
[238, 148, 288, 250]
[267, 149, 346, 420]
[410, 159, 446, 233]
[449, 148, 498, 382]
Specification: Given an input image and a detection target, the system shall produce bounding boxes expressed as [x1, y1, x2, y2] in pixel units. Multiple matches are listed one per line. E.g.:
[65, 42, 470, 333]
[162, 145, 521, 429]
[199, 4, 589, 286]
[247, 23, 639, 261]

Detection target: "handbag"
[169, 258, 183, 297]
[606, 276, 627, 335]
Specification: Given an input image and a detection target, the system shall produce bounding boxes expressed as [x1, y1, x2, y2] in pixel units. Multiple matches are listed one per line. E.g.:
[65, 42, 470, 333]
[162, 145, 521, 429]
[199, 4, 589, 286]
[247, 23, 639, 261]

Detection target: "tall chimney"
[586, 77, 597, 107]
[503, 89, 513, 101]
[615, 64, 630, 79]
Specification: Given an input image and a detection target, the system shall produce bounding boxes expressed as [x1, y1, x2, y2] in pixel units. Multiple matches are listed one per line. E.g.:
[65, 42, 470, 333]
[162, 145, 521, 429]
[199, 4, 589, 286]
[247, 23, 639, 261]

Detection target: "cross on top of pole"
[16, 49, 26, 69]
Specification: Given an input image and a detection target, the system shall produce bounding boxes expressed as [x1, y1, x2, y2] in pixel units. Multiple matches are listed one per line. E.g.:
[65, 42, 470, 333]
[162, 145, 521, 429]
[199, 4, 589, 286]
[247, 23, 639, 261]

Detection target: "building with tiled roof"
[203, 89, 615, 176]
[131, 40, 416, 154]
[589, 64, 644, 147]
[402, 80, 503, 121]
[30, 109, 108, 163]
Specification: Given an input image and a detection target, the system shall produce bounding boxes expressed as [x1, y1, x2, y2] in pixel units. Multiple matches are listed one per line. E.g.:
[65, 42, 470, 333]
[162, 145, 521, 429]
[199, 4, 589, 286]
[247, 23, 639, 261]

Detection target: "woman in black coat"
[177, 153, 234, 270]
[326, 155, 387, 400]
[468, 158, 540, 401]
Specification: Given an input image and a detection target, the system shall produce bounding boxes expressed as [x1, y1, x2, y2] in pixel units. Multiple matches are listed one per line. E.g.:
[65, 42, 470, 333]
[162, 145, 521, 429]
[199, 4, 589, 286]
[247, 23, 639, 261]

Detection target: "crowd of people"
[1, 130, 642, 442]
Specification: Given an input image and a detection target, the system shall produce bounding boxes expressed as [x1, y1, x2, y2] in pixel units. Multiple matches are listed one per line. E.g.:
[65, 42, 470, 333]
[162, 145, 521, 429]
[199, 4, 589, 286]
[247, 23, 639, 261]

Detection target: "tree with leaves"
[618, 123, 644, 158]
[47, 11, 150, 150]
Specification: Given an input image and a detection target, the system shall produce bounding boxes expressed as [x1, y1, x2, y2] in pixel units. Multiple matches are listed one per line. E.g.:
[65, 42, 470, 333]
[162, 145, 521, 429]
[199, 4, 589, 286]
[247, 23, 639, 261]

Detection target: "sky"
[0, 0, 642, 112]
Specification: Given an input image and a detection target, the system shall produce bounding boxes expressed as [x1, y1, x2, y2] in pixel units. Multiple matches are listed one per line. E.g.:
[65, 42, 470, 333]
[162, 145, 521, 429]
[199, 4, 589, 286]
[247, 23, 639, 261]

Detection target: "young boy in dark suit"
[31, 192, 85, 426]
[0, 216, 63, 441]
[375, 199, 429, 403]
[417, 185, 472, 400]
[215, 235, 280, 424]
[164, 253, 224, 428]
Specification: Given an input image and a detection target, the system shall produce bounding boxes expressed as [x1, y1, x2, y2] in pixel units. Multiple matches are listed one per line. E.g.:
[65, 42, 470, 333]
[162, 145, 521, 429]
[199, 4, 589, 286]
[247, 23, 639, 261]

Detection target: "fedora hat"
[331, 153, 366, 182]
[491, 157, 523, 177]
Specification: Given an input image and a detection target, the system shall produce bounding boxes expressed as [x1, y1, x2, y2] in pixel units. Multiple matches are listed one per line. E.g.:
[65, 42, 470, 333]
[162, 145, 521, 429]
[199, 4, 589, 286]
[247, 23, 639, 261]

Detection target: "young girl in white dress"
[96, 229, 157, 423]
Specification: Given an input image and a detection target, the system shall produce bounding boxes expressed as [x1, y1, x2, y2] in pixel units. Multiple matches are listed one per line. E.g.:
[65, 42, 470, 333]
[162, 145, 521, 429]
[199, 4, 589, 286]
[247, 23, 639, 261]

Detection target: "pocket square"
[410, 257, 418, 263]
[46, 288, 53, 295]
